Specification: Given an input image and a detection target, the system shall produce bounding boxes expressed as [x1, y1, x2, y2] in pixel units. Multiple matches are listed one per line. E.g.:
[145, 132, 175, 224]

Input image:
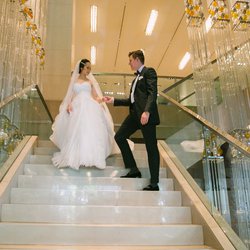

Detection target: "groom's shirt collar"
[137, 65, 144, 74]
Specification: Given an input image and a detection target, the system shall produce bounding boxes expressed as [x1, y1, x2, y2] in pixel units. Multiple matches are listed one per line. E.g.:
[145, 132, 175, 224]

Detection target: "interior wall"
[41, 0, 73, 101]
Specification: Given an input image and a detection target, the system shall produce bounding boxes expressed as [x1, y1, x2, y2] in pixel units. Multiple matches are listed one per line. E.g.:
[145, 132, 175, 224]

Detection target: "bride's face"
[81, 62, 92, 76]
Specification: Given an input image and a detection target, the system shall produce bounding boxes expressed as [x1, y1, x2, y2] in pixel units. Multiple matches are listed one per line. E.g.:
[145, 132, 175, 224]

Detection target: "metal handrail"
[35, 85, 53, 122]
[0, 84, 35, 109]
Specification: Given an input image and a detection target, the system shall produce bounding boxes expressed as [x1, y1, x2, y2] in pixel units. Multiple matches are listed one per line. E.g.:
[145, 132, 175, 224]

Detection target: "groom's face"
[128, 56, 140, 71]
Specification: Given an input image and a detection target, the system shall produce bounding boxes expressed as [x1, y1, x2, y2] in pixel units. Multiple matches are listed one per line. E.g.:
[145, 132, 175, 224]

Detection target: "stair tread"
[10, 188, 182, 206]
[0, 245, 216, 250]
[0, 223, 204, 245]
[23, 164, 167, 178]
[0, 222, 202, 227]
[17, 175, 173, 191]
[2, 204, 191, 224]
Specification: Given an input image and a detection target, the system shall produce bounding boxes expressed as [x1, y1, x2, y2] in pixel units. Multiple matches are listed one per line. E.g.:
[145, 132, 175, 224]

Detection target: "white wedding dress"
[50, 81, 112, 170]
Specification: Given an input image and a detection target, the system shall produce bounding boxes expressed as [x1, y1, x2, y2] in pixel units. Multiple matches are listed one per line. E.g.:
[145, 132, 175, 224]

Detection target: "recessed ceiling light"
[91, 5, 97, 32]
[91, 46, 96, 65]
[145, 10, 158, 36]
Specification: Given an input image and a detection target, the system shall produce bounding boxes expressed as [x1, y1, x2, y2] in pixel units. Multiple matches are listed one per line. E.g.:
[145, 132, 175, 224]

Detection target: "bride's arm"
[66, 93, 76, 113]
[91, 82, 102, 103]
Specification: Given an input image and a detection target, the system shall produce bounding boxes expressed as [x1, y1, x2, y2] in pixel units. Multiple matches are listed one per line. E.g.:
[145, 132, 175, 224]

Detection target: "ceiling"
[72, 0, 196, 78]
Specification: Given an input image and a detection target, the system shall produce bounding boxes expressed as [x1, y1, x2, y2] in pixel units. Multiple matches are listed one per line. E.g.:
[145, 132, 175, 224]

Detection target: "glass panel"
[16, 86, 53, 139]
[94, 73, 182, 99]
[0, 85, 53, 178]
[159, 93, 249, 249]
[163, 78, 195, 103]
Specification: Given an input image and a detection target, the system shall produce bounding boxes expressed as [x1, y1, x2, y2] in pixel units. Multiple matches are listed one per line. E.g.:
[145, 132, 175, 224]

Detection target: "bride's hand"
[67, 104, 73, 113]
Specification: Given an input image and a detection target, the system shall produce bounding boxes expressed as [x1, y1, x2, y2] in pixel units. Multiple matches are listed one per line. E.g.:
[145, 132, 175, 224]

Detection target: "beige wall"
[41, 0, 73, 101]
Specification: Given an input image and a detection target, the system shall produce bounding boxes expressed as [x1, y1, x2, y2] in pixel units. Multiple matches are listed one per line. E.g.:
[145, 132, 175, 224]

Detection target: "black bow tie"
[134, 71, 140, 76]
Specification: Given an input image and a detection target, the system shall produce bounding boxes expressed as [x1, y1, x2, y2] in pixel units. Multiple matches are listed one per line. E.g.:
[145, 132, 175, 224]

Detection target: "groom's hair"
[79, 59, 90, 73]
[128, 50, 145, 64]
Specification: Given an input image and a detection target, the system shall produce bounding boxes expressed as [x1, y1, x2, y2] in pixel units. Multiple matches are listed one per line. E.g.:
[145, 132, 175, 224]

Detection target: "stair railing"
[159, 91, 249, 249]
[0, 84, 53, 181]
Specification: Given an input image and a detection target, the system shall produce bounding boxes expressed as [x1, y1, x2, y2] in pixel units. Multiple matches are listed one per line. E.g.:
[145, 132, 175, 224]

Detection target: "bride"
[50, 59, 120, 170]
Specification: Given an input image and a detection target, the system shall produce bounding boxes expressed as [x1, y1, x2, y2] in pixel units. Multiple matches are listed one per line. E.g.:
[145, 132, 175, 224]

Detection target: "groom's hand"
[141, 112, 150, 125]
[102, 96, 114, 104]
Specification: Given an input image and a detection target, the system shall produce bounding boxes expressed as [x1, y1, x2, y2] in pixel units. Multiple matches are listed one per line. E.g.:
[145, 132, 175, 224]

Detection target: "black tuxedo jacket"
[114, 66, 160, 125]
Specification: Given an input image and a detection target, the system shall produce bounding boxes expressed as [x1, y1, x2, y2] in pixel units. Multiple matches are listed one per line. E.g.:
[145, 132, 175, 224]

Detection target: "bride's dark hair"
[79, 59, 90, 73]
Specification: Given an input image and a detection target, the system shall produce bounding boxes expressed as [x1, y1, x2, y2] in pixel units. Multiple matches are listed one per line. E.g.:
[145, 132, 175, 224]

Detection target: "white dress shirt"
[131, 65, 144, 103]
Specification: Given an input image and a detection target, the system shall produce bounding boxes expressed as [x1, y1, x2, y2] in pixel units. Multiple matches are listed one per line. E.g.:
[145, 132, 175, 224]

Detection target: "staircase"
[0, 139, 215, 249]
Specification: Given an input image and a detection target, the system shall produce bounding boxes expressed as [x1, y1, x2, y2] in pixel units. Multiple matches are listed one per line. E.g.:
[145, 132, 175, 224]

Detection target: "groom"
[103, 50, 160, 191]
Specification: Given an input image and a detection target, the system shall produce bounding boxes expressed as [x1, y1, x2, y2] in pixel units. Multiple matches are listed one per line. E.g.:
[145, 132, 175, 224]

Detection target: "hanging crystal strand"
[226, 2, 250, 245]
[0, 0, 8, 106]
[184, 2, 230, 224]
[233, 33, 250, 125]
[34, 0, 40, 86]
[229, 127, 250, 247]
[13, 16, 25, 92]
[9, 1, 22, 97]
[217, 154, 231, 224]
[241, 158, 250, 245]
[206, 5, 250, 243]
[30, 0, 37, 86]
[202, 126, 231, 224]
[0, 0, 11, 103]
[2, 1, 18, 118]
[207, 0, 248, 131]
[2, 0, 20, 105]
[231, 1, 250, 126]
[184, 0, 219, 126]
[231, 155, 250, 248]
[38, 0, 47, 85]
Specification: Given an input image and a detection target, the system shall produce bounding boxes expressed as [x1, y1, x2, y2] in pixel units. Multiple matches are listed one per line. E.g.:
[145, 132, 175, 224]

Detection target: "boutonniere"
[138, 76, 143, 80]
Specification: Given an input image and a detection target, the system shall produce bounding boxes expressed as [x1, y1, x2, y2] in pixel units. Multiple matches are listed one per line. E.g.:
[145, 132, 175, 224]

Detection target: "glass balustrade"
[0, 84, 53, 181]
[159, 91, 249, 249]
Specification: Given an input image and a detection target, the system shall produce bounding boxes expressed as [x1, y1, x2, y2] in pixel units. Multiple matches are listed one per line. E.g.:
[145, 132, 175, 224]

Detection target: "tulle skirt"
[50, 93, 113, 170]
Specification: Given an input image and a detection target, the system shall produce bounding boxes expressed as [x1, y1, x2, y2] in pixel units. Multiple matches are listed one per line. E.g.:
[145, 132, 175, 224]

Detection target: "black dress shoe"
[143, 184, 159, 191]
[120, 171, 142, 178]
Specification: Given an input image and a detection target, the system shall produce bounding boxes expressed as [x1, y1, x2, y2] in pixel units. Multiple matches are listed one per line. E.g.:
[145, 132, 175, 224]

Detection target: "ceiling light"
[178, 52, 191, 70]
[91, 46, 96, 65]
[145, 10, 158, 36]
[91, 5, 97, 32]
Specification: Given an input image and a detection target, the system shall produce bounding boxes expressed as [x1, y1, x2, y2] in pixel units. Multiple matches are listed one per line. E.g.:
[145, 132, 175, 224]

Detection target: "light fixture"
[91, 46, 96, 65]
[91, 5, 97, 32]
[178, 52, 191, 70]
[145, 10, 158, 36]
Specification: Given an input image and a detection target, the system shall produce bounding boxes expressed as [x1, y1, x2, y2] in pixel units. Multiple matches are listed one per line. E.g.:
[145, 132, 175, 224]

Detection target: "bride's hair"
[79, 59, 90, 73]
